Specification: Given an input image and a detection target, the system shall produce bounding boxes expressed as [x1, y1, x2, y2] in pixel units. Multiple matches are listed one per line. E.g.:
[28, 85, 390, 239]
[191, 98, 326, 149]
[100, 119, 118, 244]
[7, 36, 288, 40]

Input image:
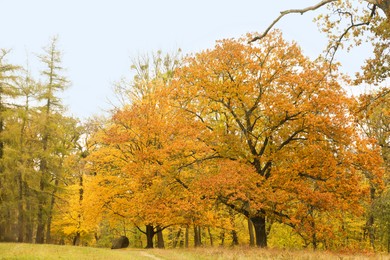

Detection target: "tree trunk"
[219, 230, 225, 246]
[0, 116, 5, 242]
[0, 213, 4, 241]
[94, 233, 100, 243]
[309, 208, 317, 250]
[36, 170, 47, 244]
[229, 210, 238, 246]
[36, 211, 45, 243]
[367, 185, 376, 250]
[173, 228, 181, 248]
[36, 205, 45, 244]
[145, 225, 154, 248]
[194, 225, 202, 247]
[156, 226, 165, 248]
[250, 216, 267, 248]
[231, 230, 239, 246]
[46, 178, 59, 244]
[366, 214, 375, 250]
[36, 175, 46, 244]
[25, 195, 33, 243]
[387, 226, 390, 253]
[198, 226, 202, 245]
[312, 231, 317, 250]
[248, 218, 255, 247]
[17, 170, 25, 243]
[208, 227, 214, 246]
[73, 232, 81, 246]
[185, 226, 189, 248]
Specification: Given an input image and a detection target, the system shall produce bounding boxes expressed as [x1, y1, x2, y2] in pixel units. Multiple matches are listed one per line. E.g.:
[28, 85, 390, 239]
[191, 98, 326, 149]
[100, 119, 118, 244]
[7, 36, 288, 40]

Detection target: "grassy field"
[0, 243, 389, 260]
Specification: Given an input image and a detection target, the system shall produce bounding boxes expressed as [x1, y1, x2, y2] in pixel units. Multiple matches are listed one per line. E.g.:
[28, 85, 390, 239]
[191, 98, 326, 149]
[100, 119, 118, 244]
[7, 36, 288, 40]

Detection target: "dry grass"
[151, 247, 390, 260]
[0, 243, 389, 260]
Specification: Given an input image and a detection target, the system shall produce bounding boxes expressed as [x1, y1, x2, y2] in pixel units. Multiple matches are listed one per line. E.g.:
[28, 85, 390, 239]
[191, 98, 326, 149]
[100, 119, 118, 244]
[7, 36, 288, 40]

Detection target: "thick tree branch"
[277, 128, 307, 151]
[298, 172, 328, 182]
[249, 0, 337, 43]
[136, 225, 147, 235]
[217, 195, 250, 218]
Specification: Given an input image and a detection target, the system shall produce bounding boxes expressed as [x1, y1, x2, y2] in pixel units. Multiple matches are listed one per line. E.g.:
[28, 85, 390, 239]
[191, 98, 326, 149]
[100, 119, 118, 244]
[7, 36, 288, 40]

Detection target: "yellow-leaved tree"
[84, 52, 215, 248]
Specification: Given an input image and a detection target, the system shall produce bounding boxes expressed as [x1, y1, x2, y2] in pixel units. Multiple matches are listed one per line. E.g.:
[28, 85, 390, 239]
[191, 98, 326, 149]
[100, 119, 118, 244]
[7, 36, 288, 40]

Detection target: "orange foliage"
[85, 84, 215, 230]
[84, 31, 384, 248]
[172, 30, 384, 247]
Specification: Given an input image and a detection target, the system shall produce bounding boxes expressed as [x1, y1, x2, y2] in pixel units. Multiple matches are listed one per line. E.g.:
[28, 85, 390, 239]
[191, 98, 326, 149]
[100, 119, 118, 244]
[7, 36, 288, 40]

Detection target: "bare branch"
[249, 0, 337, 43]
[326, 5, 377, 66]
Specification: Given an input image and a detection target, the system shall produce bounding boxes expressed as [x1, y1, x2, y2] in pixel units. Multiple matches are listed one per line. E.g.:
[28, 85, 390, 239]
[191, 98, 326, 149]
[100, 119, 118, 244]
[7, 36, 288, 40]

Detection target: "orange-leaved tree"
[85, 52, 214, 247]
[173, 30, 384, 248]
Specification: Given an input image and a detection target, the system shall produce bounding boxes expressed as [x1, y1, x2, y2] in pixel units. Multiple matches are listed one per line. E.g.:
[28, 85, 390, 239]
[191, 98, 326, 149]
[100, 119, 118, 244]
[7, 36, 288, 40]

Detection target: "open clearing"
[0, 243, 389, 260]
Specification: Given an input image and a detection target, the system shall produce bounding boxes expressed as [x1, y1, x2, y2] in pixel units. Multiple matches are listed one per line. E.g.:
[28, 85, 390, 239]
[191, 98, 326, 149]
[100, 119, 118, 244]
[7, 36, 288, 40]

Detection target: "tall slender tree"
[0, 49, 19, 241]
[35, 37, 69, 244]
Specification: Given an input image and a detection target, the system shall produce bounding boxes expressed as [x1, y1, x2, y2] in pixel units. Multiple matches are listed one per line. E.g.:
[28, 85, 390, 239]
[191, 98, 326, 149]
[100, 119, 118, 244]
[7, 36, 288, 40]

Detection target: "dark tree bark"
[208, 227, 214, 246]
[185, 226, 189, 248]
[145, 225, 155, 248]
[73, 232, 81, 246]
[17, 170, 25, 243]
[250, 216, 267, 248]
[46, 178, 59, 244]
[35, 177, 46, 244]
[194, 225, 201, 247]
[219, 230, 225, 246]
[366, 185, 376, 250]
[231, 230, 239, 246]
[229, 210, 239, 246]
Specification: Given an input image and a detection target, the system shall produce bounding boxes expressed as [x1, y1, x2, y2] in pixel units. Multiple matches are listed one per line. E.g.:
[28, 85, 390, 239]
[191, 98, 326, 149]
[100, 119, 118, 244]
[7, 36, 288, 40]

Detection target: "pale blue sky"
[1, 0, 369, 119]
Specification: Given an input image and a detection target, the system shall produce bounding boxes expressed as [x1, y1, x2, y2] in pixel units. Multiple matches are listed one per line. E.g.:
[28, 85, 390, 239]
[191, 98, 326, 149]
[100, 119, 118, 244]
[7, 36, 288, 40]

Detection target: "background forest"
[0, 0, 389, 253]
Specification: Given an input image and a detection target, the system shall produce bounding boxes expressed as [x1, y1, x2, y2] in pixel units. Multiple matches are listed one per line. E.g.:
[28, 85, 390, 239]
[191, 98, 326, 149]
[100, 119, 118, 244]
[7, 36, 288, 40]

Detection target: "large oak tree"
[174, 31, 384, 248]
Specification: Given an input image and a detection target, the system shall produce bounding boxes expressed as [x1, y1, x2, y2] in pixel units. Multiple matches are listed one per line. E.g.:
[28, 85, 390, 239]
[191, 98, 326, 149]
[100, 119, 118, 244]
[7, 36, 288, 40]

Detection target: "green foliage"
[0, 243, 150, 260]
[0, 38, 83, 245]
[373, 189, 390, 252]
[268, 223, 304, 249]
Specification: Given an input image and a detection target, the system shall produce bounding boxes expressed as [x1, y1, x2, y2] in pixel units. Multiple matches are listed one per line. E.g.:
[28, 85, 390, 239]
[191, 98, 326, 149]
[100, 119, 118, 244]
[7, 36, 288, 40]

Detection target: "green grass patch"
[0, 243, 153, 260]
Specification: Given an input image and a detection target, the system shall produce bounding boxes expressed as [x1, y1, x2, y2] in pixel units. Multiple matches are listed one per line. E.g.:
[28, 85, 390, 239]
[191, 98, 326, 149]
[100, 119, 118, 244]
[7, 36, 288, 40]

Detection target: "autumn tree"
[50, 118, 97, 246]
[251, 0, 389, 249]
[356, 87, 389, 177]
[3, 67, 39, 243]
[354, 87, 389, 249]
[373, 189, 390, 252]
[0, 40, 81, 245]
[44, 114, 82, 244]
[0, 49, 19, 241]
[85, 51, 216, 248]
[174, 31, 384, 248]
[251, 1, 389, 84]
[112, 49, 181, 106]
[35, 37, 71, 244]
